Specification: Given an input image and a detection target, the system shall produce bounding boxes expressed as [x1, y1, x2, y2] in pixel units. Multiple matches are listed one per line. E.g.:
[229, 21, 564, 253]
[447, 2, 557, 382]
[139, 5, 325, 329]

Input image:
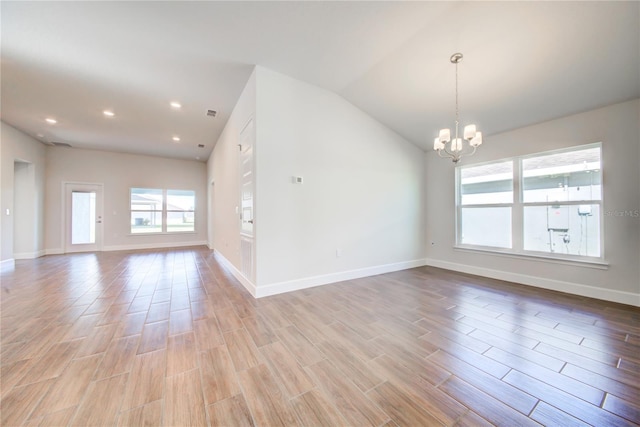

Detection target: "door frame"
[238, 116, 255, 282]
[62, 181, 104, 253]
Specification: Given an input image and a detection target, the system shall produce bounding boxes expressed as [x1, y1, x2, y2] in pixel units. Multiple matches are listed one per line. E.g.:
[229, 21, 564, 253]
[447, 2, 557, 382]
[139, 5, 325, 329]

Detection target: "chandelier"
[433, 53, 482, 163]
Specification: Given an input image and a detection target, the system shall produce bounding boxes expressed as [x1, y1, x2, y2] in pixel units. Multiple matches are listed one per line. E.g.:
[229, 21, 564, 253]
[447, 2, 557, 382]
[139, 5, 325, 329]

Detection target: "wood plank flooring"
[1, 247, 639, 426]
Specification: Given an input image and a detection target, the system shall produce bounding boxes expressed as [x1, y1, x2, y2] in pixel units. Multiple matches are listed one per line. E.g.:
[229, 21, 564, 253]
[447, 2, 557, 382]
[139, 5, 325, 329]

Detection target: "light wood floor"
[1, 247, 639, 426]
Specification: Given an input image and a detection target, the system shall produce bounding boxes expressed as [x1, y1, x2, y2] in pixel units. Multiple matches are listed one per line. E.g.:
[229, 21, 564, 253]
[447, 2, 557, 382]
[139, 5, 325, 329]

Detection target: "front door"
[65, 183, 103, 253]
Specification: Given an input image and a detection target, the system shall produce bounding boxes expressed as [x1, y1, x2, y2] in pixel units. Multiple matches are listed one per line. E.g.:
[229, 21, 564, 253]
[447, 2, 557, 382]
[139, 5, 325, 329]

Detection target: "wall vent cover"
[206, 110, 217, 117]
[198, 144, 205, 148]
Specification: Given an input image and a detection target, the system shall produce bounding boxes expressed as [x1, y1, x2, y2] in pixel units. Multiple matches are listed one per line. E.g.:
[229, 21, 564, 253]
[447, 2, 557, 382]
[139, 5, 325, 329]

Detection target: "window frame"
[455, 143, 605, 264]
[130, 188, 196, 235]
[455, 159, 515, 249]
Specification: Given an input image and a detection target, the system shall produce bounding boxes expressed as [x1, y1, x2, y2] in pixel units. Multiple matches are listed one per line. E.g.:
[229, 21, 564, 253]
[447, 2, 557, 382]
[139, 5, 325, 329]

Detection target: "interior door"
[239, 118, 255, 280]
[65, 183, 103, 253]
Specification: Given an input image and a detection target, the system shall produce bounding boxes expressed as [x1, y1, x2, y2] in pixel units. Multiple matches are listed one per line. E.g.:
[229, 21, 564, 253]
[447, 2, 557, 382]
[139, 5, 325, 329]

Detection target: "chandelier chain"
[455, 60, 459, 141]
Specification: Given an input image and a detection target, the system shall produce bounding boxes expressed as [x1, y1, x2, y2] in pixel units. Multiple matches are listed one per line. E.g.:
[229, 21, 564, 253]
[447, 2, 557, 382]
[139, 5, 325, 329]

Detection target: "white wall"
[254, 67, 426, 296]
[0, 122, 46, 262]
[13, 162, 34, 257]
[425, 99, 640, 306]
[208, 69, 256, 269]
[45, 147, 208, 253]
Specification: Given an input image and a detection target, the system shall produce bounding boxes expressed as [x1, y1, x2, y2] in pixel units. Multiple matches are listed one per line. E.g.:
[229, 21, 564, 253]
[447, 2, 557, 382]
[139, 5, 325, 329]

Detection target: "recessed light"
[172, 136, 181, 142]
[45, 118, 57, 124]
[103, 110, 115, 117]
[170, 102, 182, 109]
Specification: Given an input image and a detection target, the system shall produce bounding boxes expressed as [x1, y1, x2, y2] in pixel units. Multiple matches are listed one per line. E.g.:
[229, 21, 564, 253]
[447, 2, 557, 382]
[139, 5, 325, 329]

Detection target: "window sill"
[128, 231, 197, 236]
[453, 245, 609, 270]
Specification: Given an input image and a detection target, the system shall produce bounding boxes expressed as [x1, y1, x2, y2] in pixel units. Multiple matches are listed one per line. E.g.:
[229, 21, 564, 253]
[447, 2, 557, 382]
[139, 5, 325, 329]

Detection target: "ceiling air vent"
[206, 110, 217, 117]
[198, 144, 205, 148]
[52, 142, 72, 148]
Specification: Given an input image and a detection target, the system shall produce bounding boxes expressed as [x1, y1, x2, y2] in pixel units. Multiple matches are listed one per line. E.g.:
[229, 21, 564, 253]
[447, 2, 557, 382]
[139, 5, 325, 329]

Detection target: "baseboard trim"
[13, 250, 46, 260]
[1, 258, 15, 270]
[44, 242, 207, 255]
[255, 259, 428, 298]
[424, 258, 640, 307]
[214, 251, 257, 297]
[101, 241, 208, 252]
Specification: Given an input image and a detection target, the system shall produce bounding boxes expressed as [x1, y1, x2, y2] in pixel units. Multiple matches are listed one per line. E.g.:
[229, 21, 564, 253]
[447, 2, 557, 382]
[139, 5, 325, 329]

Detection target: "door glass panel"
[71, 191, 96, 244]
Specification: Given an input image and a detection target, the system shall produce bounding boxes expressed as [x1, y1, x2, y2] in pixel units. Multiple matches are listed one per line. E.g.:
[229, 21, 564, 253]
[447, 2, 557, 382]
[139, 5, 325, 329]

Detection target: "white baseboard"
[425, 258, 640, 307]
[214, 251, 257, 297]
[1, 258, 15, 270]
[255, 258, 428, 298]
[45, 242, 207, 255]
[13, 250, 46, 260]
[212, 253, 427, 299]
[101, 241, 208, 252]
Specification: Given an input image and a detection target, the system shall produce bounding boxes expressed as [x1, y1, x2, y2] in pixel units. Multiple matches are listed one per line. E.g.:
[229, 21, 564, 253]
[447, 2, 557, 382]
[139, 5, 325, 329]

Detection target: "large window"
[130, 188, 195, 234]
[456, 143, 602, 260]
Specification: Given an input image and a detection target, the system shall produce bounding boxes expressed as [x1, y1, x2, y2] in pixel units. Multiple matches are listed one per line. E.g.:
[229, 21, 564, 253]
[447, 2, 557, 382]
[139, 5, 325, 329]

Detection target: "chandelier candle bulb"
[464, 124, 477, 140]
[439, 128, 451, 143]
[471, 132, 483, 147]
[434, 137, 445, 151]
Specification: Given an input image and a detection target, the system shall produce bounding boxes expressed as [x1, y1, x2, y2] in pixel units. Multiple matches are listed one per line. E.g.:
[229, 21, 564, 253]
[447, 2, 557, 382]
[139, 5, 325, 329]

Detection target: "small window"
[522, 146, 601, 203]
[460, 161, 513, 205]
[458, 161, 514, 249]
[131, 188, 163, 234]
[521, 144, 602, 257]
[167, 190, 195, 233]
[130, 188, 195, 234]
[460, 207, 512, 248]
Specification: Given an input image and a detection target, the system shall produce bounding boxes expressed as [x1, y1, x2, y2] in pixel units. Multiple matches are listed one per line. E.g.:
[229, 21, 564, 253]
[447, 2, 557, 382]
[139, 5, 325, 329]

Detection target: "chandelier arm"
[436, 150, 450, 160]
[461, 144, 477, 158]
[455, 143, 477, 159]
[438, 150, 453, 159]
[437, 146, 461, 163]
[440, 144, 456, 159]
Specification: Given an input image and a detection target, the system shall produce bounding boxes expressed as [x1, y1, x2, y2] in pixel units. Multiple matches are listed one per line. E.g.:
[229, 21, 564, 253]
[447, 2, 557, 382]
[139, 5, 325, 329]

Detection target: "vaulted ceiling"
[2, 1, 638, 161]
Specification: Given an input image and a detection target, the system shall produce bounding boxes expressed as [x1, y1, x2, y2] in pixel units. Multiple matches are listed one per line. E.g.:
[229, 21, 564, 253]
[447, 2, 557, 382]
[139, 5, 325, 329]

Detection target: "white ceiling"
[2, 1, 638, 161]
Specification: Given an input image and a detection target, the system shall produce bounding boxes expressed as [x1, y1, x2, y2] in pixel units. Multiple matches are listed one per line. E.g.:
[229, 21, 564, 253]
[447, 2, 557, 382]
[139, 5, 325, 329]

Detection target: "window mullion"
[512, 158, 523, 252]
[163, 189, 168, 233]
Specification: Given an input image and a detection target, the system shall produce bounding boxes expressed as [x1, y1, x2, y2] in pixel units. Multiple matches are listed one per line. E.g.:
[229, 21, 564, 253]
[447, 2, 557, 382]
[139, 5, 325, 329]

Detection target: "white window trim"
[453, 246, 609, 269]
[455, 143, 604, 265]
[130, 188, 196, 235]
